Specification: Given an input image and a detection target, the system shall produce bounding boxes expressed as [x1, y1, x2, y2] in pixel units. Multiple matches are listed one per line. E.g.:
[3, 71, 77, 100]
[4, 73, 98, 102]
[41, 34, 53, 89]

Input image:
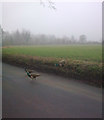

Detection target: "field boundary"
[2, 53, 103, 87]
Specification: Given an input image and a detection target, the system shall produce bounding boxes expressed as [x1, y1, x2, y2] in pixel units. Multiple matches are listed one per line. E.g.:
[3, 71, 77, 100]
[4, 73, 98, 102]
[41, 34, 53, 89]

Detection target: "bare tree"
[79, 35, 87, 44]
[40, 0, 56, 10]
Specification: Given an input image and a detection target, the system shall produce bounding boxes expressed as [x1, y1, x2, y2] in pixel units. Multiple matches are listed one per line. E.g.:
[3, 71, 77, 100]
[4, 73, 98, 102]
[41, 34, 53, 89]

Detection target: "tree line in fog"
[0, 27, 101, 46]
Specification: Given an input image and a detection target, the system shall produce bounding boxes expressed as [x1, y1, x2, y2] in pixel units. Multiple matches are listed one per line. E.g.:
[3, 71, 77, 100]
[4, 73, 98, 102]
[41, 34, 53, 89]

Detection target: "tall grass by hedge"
[2, 53, 102, 87]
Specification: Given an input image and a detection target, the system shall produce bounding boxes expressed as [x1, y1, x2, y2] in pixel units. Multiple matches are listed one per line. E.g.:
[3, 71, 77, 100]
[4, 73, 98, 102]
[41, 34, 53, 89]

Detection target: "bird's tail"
[36, 74, 40, 77]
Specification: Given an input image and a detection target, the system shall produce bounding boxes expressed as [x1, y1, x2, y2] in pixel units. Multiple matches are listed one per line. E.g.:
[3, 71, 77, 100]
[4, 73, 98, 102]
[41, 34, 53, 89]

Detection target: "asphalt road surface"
[2, 63, 102, 118]
[0, 61, 2, 119]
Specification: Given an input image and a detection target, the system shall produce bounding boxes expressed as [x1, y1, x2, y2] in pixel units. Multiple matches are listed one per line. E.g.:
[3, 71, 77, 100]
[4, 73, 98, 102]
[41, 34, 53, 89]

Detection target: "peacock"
[25, 68, 40, 80]
[55, 60, 66, 67]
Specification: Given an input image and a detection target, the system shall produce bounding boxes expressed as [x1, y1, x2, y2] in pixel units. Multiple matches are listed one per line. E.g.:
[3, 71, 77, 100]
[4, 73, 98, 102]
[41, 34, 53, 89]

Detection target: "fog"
[0, 3, 2, 27]
[2, 1, 102, 41]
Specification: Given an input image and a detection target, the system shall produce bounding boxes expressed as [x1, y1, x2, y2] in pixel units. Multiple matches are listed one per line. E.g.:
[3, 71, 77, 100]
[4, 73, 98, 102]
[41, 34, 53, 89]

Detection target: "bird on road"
[25, 68, 40, 81]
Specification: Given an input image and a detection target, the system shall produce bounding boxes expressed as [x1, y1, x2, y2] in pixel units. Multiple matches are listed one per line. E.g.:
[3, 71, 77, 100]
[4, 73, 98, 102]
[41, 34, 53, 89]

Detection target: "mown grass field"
[2, 45, 102, 63]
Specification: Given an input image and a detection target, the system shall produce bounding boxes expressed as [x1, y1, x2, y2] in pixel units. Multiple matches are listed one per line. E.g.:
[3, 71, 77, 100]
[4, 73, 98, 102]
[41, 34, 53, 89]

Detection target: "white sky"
[0, 1, 102, 41]
[0, 3, 2, 26]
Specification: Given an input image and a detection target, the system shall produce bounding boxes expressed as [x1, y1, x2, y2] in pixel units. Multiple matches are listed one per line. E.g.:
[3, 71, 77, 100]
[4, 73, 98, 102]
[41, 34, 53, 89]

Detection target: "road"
[2, 63, 102, 118]
[0, 61, 2, 119]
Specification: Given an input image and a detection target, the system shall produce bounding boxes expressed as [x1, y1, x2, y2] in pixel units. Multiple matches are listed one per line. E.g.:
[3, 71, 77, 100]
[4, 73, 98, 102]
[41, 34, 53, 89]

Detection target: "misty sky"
[1, 2, 102, 41]
[0, 3, 2, 25]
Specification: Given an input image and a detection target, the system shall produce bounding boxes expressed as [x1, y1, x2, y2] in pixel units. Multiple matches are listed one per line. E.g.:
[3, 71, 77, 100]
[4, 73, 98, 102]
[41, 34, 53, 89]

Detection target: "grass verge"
[2, 53, 103, 87]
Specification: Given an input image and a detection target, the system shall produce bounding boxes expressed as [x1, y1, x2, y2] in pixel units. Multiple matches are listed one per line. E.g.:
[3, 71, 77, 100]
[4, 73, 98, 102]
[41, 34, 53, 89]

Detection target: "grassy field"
[2, 45, 102, 62]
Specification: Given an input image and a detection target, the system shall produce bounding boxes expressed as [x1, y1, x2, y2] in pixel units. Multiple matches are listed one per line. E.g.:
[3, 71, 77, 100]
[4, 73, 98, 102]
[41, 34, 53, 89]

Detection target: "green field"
[3, 45, 102, 62]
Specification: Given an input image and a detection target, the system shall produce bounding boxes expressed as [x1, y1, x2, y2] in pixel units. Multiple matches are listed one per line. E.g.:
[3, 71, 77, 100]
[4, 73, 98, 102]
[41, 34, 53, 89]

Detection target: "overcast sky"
[1, 1, 102, 41]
